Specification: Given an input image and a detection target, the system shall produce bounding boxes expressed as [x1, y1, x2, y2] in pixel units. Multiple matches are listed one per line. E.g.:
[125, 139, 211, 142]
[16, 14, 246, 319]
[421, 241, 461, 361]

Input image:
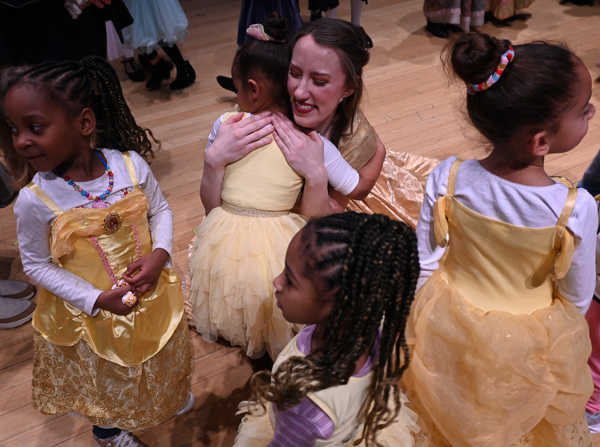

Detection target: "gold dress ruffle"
[404, 160, 593, 447]
[188, 205, 306, 359]
[341, 109, 440, 229]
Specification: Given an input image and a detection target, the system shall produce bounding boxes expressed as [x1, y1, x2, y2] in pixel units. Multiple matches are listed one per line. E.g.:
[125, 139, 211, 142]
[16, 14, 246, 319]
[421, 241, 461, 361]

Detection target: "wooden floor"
[2, 0, 600, 445]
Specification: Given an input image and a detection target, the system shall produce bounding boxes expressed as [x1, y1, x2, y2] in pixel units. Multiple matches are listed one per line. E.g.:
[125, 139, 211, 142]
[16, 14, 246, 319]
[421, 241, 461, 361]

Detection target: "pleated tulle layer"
[188, 207, 306, 359]
[404, 272, 593, 447]
[122, 0, 189, 53]
[233, 393, 424, 447]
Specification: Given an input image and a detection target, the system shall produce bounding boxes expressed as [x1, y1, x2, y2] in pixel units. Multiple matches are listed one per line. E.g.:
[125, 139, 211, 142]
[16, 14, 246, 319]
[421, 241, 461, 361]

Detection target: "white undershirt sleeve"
[321, 136, 359, 196]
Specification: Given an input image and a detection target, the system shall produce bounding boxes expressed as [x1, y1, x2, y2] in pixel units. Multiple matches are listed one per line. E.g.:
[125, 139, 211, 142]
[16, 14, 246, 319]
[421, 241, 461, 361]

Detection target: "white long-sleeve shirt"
[14, 149, 173, 317]
[207, 113, 359, 196]
[416, 157, 597, 314]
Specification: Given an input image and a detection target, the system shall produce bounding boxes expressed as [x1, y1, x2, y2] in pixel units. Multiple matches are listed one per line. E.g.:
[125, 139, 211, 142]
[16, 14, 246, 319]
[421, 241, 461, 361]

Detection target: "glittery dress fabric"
[343, 109, 440, 229]
[188, 113, 306, 360]
[403, 160, 593, 447]
[28, 158, 191, 430]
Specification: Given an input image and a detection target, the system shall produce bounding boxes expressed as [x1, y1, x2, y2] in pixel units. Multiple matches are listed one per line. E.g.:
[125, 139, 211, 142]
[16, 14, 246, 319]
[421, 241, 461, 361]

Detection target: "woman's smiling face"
[287, 35, 354, 135]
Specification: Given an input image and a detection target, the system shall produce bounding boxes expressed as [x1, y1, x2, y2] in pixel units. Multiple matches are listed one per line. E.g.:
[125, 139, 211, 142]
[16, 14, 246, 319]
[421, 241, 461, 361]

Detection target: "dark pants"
[579, 150, 600, 198]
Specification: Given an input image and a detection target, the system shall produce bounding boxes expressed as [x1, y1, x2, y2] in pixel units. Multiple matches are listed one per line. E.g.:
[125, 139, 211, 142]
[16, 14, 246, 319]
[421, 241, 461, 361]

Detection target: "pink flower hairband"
[246, 24, 286, 43]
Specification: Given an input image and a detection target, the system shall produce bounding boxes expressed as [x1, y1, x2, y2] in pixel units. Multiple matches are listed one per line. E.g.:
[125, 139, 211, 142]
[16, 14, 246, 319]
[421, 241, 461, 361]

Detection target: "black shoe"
[425, 21, 449, 38]
[310, 10, 322, 21]
[445, 24, 464, 34]
[145, 58, 172, 90]
[121, 57, 144, 82]
[138, 53, 152, 69]
[170, 61, 196, 90]
[217, 76, 237, 93]
[359, 27, 373, 49]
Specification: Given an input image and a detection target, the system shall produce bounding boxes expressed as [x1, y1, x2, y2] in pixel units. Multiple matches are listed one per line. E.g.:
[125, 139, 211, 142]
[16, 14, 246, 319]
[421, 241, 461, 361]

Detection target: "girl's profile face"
[3, 85, 86, 173]
[288, 35, 354, 135]
[273, 231, 336, 325]
[547, 61, 595, 155]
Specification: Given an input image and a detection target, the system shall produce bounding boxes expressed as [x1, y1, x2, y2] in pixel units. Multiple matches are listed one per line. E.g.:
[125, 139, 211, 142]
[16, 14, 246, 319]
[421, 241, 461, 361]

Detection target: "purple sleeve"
[268, 398, 335, 447]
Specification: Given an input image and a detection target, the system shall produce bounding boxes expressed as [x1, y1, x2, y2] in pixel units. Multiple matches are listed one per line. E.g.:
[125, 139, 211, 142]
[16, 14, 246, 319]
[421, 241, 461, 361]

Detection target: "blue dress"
[122, 0, 188, 53]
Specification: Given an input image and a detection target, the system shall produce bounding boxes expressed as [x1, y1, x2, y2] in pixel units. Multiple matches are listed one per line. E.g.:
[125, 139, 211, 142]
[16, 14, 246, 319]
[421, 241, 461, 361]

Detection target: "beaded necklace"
[62, 150, 114, 202]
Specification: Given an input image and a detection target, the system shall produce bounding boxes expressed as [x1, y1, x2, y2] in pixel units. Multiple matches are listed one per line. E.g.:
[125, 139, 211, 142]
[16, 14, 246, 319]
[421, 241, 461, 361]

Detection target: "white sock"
[351, 0, 364, 26]
[326, 7, 338, 18]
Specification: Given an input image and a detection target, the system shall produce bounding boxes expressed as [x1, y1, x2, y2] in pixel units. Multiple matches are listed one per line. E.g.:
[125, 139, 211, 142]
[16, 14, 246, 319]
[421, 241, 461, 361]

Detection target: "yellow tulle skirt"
[233, 394, 426, 447]
[404, 272, 593, 447]
[188, 205, 306, 359]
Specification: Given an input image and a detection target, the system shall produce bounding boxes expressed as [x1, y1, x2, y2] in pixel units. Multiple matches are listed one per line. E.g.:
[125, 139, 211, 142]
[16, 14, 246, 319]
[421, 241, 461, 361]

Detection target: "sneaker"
[174, 391, 195, 415]
[93, 431, 148, 447]
[0, 297, 36, 329]
[586, 410, 600, 433]
[0, 279, 36, 299]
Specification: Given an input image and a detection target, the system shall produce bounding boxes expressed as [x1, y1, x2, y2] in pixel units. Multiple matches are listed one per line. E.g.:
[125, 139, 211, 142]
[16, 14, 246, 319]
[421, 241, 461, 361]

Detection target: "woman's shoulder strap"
[121, 151, 139, 189]
[26, 182, 63, 216]
[556, 186, 578, 228]
[446, 158, 464, 197]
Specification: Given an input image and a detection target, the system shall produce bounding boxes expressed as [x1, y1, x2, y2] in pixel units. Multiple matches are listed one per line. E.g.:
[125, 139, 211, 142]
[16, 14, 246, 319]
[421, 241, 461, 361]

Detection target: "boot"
[170, 61, 196, 90]
[145, 58, 173, 90]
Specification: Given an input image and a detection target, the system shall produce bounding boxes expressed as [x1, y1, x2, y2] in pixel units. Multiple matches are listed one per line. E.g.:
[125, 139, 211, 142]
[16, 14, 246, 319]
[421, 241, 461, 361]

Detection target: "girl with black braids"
[234, 212, 424, 447]
[1, 56, 192, 447]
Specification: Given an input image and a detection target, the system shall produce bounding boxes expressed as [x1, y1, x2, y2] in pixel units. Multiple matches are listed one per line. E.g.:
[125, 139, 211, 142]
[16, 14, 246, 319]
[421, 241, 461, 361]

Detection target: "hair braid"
[250, 212, 420, 446]
[0, 56, 158, 187]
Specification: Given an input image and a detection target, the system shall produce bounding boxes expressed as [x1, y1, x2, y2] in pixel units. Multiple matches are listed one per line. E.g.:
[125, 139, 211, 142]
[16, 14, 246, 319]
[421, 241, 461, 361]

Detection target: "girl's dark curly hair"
[251, 212, 419, 446]
[0, 56, 159, 188]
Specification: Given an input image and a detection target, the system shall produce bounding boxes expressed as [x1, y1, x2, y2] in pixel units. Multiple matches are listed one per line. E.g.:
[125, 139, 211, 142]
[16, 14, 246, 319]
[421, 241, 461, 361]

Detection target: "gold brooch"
[103, 213, 122, 234]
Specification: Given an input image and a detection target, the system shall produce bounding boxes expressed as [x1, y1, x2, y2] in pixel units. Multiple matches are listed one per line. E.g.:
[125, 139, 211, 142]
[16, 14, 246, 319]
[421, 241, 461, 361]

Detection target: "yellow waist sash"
[29, 152, 183, 367]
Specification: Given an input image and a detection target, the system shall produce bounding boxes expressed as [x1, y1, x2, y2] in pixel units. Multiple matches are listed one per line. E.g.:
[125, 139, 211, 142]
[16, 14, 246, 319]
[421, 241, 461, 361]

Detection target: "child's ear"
[529, 130, 550, 157]
[247, 79, 260, 100]
[79, 108, 96, 137]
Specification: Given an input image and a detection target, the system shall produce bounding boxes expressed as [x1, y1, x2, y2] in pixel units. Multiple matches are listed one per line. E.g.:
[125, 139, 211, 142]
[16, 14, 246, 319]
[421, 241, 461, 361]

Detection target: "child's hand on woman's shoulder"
[123, 248, 170, 295]
[95, 285, 137, 315]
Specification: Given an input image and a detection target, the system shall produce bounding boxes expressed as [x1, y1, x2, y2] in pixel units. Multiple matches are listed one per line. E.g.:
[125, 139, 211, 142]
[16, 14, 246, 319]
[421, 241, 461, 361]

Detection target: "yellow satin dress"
[29, 152, 191, 430]
[341, 109, 440, 229]
[404, 160, 593, 447]
[188, 113, 306, 360]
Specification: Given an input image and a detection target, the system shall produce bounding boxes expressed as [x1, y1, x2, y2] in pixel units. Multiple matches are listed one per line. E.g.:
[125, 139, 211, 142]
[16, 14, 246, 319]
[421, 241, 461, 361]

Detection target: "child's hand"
[206, 111, 274, 168]
[122, 249, 169, 294]
[95, 285, 136, 315]
[272, 113, 327, 183]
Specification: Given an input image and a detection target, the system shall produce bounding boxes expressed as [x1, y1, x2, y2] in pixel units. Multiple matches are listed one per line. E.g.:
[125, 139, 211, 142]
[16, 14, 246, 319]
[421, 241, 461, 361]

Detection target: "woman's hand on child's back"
[123, 248, 170, 295]
[206, 111, 274, 168]
[95, 286, 137, 315]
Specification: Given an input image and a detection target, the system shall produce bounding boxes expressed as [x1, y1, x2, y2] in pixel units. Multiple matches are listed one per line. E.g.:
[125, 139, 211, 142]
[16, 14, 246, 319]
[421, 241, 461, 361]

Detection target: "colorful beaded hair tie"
[467, 46, 515, 95]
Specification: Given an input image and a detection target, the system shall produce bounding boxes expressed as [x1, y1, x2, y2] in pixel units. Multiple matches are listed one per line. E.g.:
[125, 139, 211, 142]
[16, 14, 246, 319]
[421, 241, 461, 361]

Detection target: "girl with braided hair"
[1, 56, 192, 447]
[404, 32, 597, 446]
[234, 212, 423, 447]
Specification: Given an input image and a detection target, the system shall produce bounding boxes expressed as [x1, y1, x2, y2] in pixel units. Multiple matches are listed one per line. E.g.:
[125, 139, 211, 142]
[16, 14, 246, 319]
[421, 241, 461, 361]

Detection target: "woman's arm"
[200, 111, 275, 214]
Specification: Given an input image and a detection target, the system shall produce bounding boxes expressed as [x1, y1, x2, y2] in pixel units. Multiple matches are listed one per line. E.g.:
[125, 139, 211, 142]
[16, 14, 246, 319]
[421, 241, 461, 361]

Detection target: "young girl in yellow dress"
[188, 15, 366, 362]
[405, 33, 597, 446]
[1, 57, 192, 446]
[235, 212, 423, 446]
